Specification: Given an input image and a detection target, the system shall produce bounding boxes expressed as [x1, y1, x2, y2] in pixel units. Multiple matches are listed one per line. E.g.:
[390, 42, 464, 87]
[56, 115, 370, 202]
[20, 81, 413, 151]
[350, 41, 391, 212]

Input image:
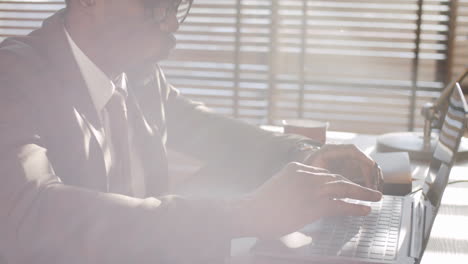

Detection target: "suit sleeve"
[162, 68, 318, 190]
[0, 66, 235, 264]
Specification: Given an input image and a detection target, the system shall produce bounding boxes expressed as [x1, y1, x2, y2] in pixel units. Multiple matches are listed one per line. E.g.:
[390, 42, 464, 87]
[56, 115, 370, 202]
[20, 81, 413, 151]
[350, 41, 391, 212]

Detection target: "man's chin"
[166, 33, 177, 49]
[127, 34, 176, 72]
[150, 50, 171, 62]
[155, 34, 176, 60]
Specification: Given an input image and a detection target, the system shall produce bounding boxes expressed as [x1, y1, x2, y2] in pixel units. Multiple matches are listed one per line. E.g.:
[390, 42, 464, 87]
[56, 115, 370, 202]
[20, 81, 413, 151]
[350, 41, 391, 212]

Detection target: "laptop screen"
[423, 83, 467, 207]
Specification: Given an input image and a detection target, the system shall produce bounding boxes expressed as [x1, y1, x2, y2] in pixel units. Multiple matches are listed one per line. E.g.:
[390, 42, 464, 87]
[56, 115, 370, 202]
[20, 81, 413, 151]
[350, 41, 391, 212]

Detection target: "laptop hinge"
[409, 200, 424, 258]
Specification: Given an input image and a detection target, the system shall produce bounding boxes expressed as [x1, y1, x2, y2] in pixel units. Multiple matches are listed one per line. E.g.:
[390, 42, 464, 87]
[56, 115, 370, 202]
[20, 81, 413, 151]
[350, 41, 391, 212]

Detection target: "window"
[2, 0, 467, 133]
[0, 1, 63, 38]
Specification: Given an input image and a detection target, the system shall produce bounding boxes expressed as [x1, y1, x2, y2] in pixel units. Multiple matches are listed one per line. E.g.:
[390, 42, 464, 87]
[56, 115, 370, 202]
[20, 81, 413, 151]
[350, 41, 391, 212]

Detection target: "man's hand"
[305, 144, 384, 191]
[233, 162, 382, 239]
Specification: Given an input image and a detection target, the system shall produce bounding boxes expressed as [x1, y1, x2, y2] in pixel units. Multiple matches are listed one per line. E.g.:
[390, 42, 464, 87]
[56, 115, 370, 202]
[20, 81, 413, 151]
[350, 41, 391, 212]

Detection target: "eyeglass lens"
[145, 0, 192, 24]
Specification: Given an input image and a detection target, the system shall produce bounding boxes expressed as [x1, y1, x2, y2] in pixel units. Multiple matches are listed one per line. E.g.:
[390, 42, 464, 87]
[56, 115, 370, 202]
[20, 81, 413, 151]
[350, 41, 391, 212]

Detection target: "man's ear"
[78, 0, 96, 7]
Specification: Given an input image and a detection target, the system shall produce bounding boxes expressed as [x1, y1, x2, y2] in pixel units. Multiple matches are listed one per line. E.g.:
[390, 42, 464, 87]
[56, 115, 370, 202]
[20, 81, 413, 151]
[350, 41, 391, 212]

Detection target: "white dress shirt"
[64, 27, 146, 197]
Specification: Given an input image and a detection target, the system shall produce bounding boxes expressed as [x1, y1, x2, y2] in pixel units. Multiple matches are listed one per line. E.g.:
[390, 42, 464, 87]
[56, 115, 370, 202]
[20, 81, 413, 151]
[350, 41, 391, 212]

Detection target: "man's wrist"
[291, 142, 320, 163]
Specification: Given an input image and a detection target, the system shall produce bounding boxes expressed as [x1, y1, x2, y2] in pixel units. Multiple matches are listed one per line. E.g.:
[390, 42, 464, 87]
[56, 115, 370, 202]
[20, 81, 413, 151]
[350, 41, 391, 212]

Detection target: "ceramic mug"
[282, 119, 329, 145]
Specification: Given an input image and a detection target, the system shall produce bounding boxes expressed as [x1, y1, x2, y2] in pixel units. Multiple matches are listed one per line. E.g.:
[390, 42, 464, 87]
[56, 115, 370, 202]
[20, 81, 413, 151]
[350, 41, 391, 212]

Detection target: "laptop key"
[310, 195, 404, 260]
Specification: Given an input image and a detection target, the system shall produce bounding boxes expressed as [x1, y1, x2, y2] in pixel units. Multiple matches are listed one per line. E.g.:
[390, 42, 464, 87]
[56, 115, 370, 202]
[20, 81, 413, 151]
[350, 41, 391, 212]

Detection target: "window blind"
[0, 1, 64, 40]
[453, 0, 468, 78]
[1, 0, 466, 134]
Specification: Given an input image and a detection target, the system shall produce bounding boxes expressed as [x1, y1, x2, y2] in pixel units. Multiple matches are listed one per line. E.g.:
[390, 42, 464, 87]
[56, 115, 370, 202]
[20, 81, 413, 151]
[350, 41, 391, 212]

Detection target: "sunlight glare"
[430, 215, 468, 240]
[280, 232, 313, 249]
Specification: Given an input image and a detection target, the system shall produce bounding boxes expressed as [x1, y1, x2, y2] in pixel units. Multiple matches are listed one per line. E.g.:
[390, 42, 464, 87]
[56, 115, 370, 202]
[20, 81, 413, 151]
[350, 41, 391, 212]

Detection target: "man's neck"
[64, 11, 121, 78]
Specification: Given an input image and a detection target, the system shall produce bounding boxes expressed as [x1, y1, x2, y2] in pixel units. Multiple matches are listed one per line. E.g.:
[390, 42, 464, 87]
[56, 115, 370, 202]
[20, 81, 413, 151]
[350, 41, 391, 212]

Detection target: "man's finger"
[324, 199, 372, 217]
[286, 162, 330, 174]
[310, 172, 349, 183]
[372, 163, 384, 192]
[295, 171, 343, 186]
[310, 144, 379, 189]
[318, 181, 382, 201]
[297, 167, 330, 174]
[339, 145, 376, 189]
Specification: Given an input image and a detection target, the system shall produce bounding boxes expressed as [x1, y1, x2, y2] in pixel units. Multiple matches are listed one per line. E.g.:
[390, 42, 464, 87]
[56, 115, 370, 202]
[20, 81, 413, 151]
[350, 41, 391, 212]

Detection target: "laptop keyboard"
[306, 195, 404, 261]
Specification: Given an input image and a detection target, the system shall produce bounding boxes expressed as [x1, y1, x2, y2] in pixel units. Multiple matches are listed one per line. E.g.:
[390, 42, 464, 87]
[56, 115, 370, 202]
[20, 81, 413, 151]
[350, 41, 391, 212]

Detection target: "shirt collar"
[64, 26, 115, 113]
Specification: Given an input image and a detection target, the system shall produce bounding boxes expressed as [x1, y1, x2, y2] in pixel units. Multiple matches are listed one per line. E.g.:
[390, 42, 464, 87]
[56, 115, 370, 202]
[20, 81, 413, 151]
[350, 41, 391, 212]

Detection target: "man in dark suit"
[0, 0, 383, 263]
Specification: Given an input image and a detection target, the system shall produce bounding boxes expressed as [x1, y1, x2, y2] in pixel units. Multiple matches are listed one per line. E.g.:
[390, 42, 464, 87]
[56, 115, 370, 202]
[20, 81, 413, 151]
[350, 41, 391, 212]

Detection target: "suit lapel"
[26, 10, 170, 195]
[26, 10, 109, 190]
[34, 10, 103, 132]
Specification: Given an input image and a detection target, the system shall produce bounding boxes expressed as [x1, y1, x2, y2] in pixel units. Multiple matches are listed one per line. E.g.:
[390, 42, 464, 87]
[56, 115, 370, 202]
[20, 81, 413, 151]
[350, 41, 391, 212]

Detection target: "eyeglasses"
[144, 0, 193, 25]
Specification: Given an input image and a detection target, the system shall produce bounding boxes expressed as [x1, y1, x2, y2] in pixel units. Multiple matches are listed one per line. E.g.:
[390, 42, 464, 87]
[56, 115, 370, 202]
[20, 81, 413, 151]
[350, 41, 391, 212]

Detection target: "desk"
[228, 131, 468, 264]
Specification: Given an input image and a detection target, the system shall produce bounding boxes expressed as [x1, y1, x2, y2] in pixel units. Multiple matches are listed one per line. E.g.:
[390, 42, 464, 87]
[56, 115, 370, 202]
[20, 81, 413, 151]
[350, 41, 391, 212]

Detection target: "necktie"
[106, 83, 132, 195]
[126, 90, 169, 196]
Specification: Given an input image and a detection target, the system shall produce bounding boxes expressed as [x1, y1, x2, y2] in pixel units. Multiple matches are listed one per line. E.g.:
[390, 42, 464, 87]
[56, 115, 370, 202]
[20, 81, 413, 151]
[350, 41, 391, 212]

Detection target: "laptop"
[253, 83, 468, 264]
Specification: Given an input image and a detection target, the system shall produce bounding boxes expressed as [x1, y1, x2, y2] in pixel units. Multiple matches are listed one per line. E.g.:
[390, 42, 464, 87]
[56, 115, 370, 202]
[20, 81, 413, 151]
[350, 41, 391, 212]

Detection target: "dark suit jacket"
[0, 10, 314, 264]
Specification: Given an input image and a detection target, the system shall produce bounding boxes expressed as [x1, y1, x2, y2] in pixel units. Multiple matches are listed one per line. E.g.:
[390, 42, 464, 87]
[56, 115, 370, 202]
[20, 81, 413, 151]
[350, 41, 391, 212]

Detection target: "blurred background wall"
[1, 0, 467, 134]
